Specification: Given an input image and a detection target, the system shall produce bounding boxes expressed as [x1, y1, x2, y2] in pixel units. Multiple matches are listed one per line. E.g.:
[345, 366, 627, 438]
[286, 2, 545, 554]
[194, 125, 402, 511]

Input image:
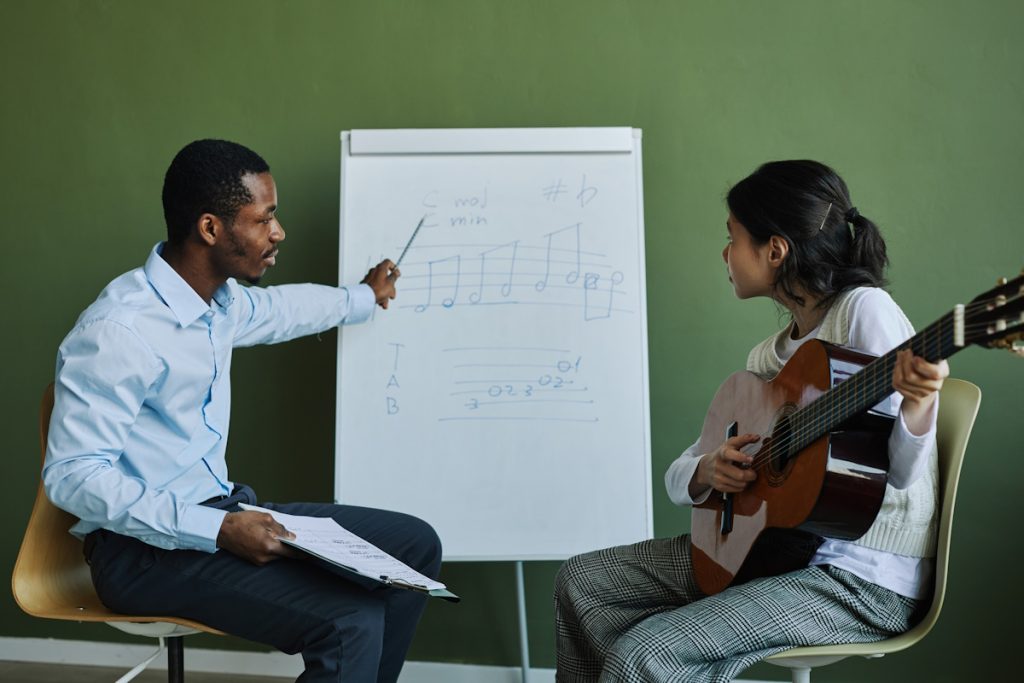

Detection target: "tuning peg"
[998, 276, 1008, 286]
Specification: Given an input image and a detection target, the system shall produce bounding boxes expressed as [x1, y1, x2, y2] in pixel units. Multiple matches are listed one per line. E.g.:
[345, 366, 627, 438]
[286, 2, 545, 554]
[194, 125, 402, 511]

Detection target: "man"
[43, 139, 442, 682]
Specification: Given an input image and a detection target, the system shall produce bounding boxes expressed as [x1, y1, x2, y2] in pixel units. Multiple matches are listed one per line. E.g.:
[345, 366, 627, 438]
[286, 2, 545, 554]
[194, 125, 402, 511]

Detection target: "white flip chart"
[335, 128, 652, 560]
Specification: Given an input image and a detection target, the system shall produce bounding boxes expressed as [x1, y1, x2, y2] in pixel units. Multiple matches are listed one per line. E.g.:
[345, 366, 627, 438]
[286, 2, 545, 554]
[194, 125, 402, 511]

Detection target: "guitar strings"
[746, 312, 958, 473]
[736, 288, 1021, 476]
[741, 318, 944, 475]
[743, 315, 1012, 476]
[759, 287, 1022, 461]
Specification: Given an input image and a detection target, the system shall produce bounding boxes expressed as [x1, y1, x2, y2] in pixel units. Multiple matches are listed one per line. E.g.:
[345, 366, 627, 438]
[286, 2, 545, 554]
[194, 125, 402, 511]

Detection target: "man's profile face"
[214, 172, 286, 284]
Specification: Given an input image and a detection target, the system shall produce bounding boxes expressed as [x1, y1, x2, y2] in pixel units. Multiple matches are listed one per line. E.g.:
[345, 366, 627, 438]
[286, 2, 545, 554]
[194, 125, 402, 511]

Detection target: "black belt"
[199, 483, 257, 510]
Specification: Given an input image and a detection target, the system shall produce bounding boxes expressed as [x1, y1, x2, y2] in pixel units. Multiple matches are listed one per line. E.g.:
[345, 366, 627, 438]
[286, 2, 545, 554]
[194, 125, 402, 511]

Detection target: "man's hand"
[361, 259, 399, 309]
[216, 510, 298, 565]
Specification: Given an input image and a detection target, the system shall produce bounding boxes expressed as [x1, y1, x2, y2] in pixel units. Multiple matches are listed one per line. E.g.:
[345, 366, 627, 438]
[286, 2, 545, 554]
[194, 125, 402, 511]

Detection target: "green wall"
[2, 1, 1021, 680]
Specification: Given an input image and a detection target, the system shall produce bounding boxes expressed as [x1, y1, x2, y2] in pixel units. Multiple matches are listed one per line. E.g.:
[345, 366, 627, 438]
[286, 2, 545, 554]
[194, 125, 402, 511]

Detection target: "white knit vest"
[745, 288, 938, 558]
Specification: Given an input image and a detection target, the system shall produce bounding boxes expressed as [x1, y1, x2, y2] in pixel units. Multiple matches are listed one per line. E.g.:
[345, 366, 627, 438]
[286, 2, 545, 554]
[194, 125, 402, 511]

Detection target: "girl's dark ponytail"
[727, 160, 890, 310]
[847, 210, 888, 287]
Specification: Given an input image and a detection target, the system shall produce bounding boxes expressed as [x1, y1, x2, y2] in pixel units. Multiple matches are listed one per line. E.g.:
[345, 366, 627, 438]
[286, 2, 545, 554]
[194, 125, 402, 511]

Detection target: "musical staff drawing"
[398, 229, 629, 320]
[535, 223, 581, 292]
[584, 271, 624, 321]
[469, 240, 519, 303]
[414, 254, 461, 312]
[439, 346, 597, 423]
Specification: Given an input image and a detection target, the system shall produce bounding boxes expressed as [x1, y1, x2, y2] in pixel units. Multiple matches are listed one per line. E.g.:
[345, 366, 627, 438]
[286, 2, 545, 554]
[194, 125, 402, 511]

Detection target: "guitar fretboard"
[784, 309, 962, 458]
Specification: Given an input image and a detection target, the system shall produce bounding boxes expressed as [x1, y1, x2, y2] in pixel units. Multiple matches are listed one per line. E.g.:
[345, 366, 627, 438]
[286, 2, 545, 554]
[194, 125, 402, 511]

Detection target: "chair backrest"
[12, 384, 221, 633]
[913, 377, 982, 639]
[12, 383, 225, 636]
[766, 377, 982, 665]
[10, 383, 114, 621]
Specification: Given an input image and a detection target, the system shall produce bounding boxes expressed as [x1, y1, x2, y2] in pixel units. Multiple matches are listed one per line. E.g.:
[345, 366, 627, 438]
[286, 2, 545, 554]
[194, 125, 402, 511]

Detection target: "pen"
[392, 215, 426, 275]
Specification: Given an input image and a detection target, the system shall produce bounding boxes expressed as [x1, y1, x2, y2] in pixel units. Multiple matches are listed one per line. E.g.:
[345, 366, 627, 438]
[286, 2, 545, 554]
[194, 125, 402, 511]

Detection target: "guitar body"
[691, 339, 893, 595]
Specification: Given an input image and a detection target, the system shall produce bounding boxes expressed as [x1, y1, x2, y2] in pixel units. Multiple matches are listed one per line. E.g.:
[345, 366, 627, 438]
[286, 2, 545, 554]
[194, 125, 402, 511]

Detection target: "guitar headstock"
[966, 271, 1024, 357]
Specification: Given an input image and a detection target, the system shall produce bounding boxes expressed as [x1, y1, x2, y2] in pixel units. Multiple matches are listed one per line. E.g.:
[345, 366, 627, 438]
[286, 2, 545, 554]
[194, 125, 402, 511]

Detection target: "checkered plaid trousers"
[554, 535, 921, 682]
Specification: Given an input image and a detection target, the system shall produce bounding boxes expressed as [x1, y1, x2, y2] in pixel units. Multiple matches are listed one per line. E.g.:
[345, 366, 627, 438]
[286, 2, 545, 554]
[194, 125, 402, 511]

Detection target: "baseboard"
[0, 636, 556, 682]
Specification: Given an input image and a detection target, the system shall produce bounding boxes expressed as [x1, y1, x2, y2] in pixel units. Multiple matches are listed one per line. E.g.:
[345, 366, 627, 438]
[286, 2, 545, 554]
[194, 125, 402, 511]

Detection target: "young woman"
[554, 160, 950, 682]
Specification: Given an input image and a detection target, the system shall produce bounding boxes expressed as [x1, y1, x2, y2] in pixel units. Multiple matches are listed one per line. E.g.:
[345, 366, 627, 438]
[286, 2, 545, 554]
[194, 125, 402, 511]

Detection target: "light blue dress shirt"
[43, 243, 375, 553]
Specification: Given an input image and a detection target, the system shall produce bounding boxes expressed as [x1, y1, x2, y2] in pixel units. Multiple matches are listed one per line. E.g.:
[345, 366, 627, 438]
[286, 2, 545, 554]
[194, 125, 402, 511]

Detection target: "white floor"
[0, 637, 556, 683]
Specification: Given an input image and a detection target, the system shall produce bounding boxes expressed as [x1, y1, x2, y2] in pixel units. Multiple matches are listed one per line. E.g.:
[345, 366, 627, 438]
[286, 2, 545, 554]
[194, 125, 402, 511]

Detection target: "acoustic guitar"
[691, 274, 1023, 595]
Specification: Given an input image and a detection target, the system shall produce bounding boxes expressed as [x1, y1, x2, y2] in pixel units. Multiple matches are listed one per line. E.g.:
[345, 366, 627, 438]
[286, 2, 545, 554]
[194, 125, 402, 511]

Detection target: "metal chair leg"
[790, 666, 811, 683]
[167, 636, 184, 683]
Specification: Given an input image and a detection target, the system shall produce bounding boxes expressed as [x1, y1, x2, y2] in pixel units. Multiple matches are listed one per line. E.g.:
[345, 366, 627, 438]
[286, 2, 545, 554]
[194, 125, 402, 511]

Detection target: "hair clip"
[817, 202, 833, 232]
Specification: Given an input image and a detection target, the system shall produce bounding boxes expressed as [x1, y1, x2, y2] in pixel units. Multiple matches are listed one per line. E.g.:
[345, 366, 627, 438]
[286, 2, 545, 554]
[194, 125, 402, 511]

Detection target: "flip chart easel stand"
[516, 560, 531, 683]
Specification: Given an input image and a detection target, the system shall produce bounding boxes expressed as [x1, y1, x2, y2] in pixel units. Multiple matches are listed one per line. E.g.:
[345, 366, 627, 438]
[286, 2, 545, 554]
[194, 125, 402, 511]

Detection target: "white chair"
[11, 384, 224, 682]
[765, 378, 981, 683]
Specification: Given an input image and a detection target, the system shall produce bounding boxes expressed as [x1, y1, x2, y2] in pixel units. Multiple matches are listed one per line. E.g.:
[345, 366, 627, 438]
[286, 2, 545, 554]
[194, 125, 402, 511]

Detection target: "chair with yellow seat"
[12, 383, 224, 682]
[764, 377, 982, 683]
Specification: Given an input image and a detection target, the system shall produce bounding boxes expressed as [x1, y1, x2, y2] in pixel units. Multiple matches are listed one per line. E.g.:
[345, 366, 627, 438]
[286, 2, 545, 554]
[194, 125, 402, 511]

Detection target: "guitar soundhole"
[766, 405, 798, 484]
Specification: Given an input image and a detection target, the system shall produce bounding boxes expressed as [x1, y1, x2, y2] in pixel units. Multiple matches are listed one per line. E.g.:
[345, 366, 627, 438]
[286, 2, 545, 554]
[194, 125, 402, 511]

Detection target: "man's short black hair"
[162, 139, 270, 244]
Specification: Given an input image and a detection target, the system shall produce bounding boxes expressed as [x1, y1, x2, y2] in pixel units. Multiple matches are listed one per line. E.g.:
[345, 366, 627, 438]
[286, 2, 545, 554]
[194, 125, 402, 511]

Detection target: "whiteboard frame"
[336, 127, 652, 561]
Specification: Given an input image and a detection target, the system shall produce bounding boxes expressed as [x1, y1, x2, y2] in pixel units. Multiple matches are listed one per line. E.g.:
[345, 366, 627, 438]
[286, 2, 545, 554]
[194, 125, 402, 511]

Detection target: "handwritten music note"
[470, 240, 519, 303]
[535, 223, 581, 292]
[415, 255, 461, 312]
[584, 270, 624, 321]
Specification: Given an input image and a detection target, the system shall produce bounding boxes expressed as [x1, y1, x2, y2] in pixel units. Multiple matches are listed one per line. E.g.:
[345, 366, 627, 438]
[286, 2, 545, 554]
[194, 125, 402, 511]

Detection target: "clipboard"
[239, 503, 460, 602]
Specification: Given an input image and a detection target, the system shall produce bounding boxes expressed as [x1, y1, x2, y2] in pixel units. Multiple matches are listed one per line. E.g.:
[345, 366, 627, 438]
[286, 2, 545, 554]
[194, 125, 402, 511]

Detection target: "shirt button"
[204, 311, 214, 318]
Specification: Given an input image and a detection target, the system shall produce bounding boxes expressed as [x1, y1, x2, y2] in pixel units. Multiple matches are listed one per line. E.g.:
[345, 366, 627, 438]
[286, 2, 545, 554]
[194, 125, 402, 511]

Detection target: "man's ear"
[197, 213, 221, 246]
[767, 235, 789, 268]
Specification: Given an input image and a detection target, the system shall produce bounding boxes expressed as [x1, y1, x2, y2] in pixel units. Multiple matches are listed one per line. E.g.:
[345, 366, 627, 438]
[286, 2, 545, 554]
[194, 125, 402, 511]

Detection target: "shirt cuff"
[690, 482, 714, 506]
[665, 451, 712, 506]
[178, 504, 228, 553]
[895, 395, 939, 442]
[342, 284, 376, 325]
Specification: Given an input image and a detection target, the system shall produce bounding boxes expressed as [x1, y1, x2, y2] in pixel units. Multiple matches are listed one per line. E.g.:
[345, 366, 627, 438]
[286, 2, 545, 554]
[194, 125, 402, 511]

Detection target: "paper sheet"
[239, 503, 446, 592]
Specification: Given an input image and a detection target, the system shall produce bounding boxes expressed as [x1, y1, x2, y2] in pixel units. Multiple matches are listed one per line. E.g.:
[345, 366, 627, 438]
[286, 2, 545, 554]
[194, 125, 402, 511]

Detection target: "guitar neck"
[787, 306, 965, 454]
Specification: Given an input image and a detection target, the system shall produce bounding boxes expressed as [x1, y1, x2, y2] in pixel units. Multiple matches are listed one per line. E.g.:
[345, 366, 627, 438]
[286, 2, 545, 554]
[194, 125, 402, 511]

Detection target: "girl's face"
[722, 213, 774, 299]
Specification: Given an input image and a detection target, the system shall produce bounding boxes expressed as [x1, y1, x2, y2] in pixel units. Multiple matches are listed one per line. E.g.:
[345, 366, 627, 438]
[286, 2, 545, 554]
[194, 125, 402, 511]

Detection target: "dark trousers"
[84, 485, 442, 683]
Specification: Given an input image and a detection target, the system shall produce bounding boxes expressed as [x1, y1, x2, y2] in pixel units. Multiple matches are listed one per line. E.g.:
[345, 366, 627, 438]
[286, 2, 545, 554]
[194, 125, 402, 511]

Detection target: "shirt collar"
[144, 243, 235, 327]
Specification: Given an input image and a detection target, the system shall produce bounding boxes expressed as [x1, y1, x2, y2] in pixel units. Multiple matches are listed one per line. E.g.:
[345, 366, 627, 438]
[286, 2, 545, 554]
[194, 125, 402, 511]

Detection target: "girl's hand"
[692, 433, 760, 497]
[893, 349, 949, 436]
